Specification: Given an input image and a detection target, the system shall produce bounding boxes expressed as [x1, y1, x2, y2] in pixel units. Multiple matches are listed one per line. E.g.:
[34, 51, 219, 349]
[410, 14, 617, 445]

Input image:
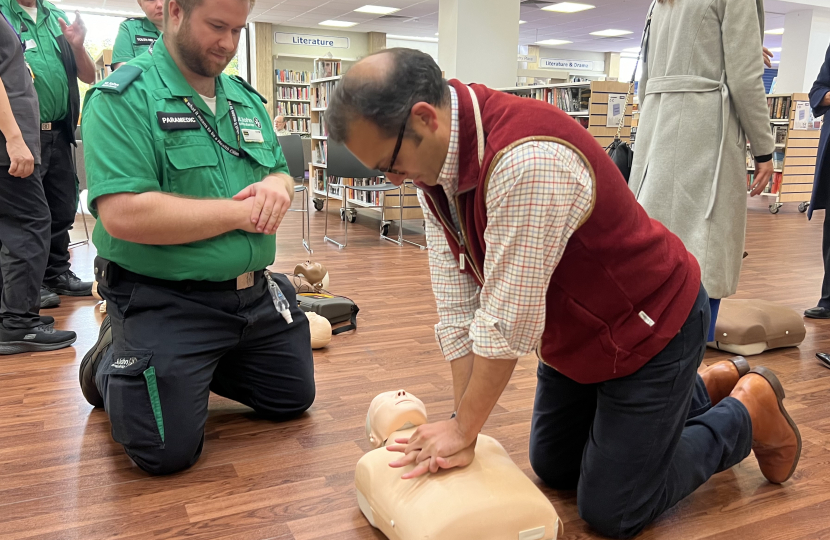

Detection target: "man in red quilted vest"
[327, 48, 800, 538]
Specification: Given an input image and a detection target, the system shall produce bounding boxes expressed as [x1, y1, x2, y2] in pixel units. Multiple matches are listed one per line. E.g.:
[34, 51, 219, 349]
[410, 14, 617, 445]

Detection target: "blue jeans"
[529, 285, 752, 538]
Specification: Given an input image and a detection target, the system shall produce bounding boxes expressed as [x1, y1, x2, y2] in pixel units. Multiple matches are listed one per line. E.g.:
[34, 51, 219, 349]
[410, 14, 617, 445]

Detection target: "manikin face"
[165, 0, 248, 78]
[365, 390, 427, 449]
[137, 0, 164, 27]
[295, 261, 328, 287]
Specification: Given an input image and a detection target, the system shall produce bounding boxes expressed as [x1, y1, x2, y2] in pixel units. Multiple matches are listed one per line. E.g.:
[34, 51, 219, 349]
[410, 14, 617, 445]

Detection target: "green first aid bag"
[297, 292, 359, 335]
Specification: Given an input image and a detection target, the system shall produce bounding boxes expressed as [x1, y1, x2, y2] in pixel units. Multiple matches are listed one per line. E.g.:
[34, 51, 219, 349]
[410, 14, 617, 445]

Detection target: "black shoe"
[79, 315, 111, 408]
[0, 324, 77, 355]
[40, 287, 61, 309]
[804, 307, 830, 319]
[44, 270, 93, 297]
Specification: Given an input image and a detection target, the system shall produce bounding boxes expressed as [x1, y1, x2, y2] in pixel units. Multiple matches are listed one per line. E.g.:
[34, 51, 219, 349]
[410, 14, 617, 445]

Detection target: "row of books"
[276, 102, 310, 117]
[312, 140, 327, 165]
[311, 81, 338, 109]
[513, 87, 591, 113]
[276, 86, 310, 100]
[283, 118, 310, 134]
[311, 114, 328, 138]
[275, 69, 311, 84]
[767, 96, 791, 120]
[746, 148, 786, 170]
[773, 125, 788, 145]
[313, 60, 342, 80]
[746, 171, 783, 194]
[347, 178, 386, 206]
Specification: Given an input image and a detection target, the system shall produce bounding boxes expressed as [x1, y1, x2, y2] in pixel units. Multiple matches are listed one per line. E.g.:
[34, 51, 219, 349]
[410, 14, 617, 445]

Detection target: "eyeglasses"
[377, 117, 408, 176]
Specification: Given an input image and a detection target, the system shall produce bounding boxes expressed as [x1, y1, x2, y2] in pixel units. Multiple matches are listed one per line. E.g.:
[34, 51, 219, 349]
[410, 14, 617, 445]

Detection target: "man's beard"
[175, 21, 234, 78]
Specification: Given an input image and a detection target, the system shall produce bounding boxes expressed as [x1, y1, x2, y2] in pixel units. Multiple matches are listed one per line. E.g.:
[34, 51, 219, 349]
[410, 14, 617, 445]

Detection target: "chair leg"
[301, 185, 312, 254]
[323, 177, 346, 249]
[69, 199, 91, 249]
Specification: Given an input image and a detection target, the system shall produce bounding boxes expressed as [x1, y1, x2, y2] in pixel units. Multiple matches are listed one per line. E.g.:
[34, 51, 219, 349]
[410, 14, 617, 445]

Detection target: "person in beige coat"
[629, 0, 775, 341]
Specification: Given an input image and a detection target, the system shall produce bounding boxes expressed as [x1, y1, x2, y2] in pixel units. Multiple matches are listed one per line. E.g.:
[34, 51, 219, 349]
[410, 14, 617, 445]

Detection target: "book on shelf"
[311, 80, 338, 109]
[314, 60, 342, 80]
[772, 150, 785, 170]
[746, 148, 756, 169]
[767, 96, 791, 120]
[311, 113, 329, 138]
[275, 69, 311, 84]
[285, 118, 309, 134]
[276, 102, 310, 117]
[773, 125, 788, 145]
[276, 85, 310, 101]
[312, 140, 328, 165]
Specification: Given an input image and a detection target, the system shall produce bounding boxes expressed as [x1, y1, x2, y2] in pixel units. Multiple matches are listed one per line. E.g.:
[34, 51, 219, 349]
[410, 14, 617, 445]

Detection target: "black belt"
[94, 257, 264, 292]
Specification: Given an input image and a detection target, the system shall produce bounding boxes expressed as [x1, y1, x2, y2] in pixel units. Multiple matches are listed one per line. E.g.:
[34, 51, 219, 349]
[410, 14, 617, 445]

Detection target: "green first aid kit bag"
[297, 292, 359, 335]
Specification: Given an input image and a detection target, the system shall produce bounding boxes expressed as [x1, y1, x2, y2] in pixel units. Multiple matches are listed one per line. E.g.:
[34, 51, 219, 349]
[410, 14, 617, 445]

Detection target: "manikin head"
[137, 0, 164, 29]
[163, 0, 252, 78]
[365, 390, 427, 449]
[326, 48, 453, 187]
[294, 261, 329, 289]
[274, 115, 287, 131]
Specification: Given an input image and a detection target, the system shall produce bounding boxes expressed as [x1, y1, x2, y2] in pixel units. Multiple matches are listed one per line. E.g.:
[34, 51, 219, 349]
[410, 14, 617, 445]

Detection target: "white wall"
[386, 38, 439, 61]
[777, 9, 830, 93]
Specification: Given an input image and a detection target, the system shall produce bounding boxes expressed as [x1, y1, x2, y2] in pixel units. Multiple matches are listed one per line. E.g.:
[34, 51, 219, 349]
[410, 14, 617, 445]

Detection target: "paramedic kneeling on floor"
[77, 0, 315, 475]
[325, 48, 801, 539]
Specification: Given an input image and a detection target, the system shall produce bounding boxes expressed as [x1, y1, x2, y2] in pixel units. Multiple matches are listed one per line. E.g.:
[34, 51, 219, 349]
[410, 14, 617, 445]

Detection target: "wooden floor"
[2, 195, 830, 540]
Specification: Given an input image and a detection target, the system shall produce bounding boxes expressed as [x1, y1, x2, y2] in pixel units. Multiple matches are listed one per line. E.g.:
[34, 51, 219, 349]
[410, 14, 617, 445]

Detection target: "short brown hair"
[164, 0, 256, 24]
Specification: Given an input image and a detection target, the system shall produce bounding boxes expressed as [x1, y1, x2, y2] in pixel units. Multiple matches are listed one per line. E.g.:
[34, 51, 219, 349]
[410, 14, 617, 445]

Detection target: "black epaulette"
[231, 75, 268, 104]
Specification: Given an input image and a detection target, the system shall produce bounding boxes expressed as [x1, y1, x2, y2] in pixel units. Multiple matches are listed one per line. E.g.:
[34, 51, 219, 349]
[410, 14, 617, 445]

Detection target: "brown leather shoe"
[700, 356, 750, 405]
[730, 367, 801, 483]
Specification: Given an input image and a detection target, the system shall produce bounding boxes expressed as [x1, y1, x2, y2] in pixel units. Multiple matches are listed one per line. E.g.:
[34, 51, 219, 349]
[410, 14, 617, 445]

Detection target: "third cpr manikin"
[355, 390, 564, 540]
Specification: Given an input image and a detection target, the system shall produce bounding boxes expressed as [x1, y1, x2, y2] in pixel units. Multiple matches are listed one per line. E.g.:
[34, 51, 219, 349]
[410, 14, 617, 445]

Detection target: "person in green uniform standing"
[0, 0, 96, 305]
[79, 0, 315, 475]
[111, 0, 162, 70]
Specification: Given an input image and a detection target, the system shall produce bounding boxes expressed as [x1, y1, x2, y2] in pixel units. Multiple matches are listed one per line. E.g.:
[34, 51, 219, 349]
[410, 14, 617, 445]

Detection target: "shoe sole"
[817, 353, 830, 370]
[45, 287, 93, 297]
[40, 296, 61, 309]
[0, 336, 77, 355]
[750, 366, 802, 483]
[804, 311, 830, 319]
[79, 316, 111, 408]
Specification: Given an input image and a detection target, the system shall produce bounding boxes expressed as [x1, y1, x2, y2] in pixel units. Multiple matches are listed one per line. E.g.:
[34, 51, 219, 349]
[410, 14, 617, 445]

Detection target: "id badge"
[23, 39, 36, 51]
[242, 129, 264, 143]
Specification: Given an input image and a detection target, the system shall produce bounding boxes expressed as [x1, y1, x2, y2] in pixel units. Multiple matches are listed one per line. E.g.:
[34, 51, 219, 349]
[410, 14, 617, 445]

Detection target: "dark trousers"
[529, 286, 753, 539]
[40, 130, 77, 281]
[96, 272, 316, 475]
[820, 209, 830, 309]
[0, 166, 50, 329]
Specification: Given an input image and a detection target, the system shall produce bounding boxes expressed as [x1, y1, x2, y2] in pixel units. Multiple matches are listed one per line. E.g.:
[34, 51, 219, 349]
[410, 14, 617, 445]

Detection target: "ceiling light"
[622, 46, 640, 53]
[771, 60, 780, 64]
[765, 28, 784, 35]
[768, 47, 782, 52]
[354, 5, 400, 15]
[387, 34, 439, 43]
[319, 20, 358, 27]
[590, 29, 633, 37]
[519, 20, 527, 24]
[536, 39, 573, 46]
[542, 2, 595, 13]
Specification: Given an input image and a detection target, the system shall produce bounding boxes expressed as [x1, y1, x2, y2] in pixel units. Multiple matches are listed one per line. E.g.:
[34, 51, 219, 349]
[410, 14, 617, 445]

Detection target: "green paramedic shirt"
[0, 0, 69, 123]
[82, 36, 289, 282]
[112, 17, 160, 64]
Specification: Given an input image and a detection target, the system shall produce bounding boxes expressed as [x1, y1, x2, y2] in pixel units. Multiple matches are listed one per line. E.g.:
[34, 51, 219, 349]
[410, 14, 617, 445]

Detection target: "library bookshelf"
[306, 57, 423, 228]
[498, 81, 634, 146]
[747, 93, 820, 214]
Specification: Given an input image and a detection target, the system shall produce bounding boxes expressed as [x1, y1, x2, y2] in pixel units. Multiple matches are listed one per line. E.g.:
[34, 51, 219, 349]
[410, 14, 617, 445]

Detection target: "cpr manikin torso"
[355, 391, 563, 540]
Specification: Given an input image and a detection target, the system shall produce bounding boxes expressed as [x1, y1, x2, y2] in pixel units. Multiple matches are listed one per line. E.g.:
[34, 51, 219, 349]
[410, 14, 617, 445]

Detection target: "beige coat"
[629, 0, 775, 299]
